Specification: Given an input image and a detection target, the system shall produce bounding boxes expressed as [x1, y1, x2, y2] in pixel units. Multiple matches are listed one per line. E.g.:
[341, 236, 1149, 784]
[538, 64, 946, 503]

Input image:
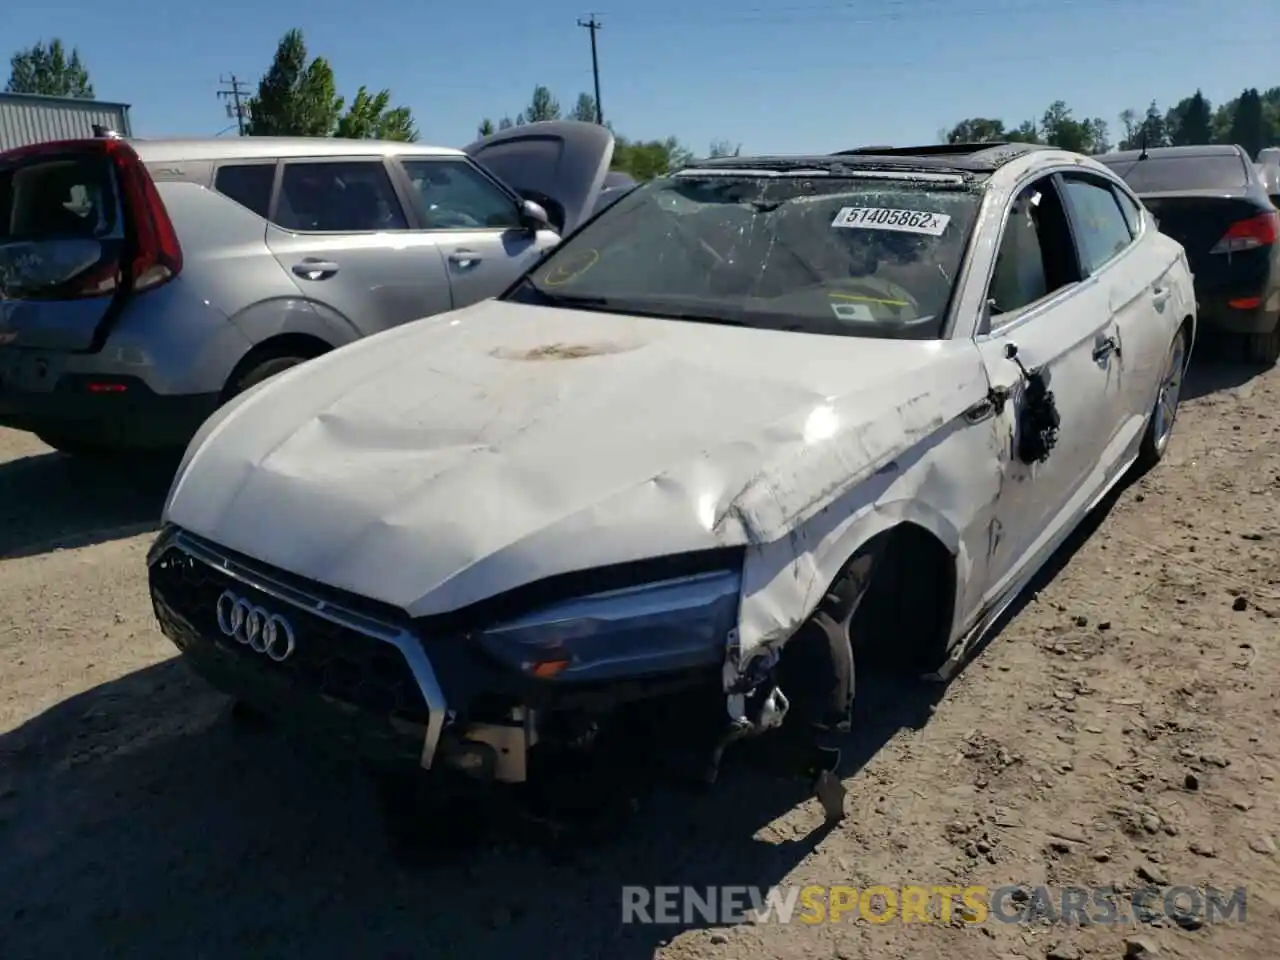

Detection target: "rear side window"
[1100, 154, 1249, 193]
[1060, 175, 1134, 272]
[214, 163, 275, 218]
[1112, 185, 1143, 236]
[273, 160, 408, 233]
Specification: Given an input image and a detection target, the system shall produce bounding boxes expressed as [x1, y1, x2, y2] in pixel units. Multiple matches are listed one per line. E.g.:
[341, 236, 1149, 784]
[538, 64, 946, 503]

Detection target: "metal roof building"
[0, 92, 133, 151]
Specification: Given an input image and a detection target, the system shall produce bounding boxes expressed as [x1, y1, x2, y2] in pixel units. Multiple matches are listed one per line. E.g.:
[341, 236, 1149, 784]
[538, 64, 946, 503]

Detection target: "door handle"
[1092, 336, 1119, 362]
[292, 259, 340, 280]
[1151, 285, 1171, 307]
[448, 249, 482, 269]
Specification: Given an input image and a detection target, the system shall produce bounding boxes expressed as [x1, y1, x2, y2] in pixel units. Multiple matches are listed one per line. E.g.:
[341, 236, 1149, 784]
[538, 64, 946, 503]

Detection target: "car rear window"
[513, 171, 981, 340]
[0, 153, 121, 243]
[0, 151, 123, 299]
[1099, 154, 1249, 193]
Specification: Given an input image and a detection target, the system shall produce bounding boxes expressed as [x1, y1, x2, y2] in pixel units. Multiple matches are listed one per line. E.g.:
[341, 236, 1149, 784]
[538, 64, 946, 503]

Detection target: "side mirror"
[519, 198, 552, 232]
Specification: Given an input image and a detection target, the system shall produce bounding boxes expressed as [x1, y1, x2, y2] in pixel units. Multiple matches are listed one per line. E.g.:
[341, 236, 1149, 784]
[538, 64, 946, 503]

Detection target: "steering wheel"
[426, 207, 483, 229]
[830, 277, 920, 315]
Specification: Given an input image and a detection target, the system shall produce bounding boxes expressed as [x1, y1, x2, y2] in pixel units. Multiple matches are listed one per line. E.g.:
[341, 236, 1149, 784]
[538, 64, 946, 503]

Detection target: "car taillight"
[103, 138, 183, 292]
[1209, 211, 1279, 254]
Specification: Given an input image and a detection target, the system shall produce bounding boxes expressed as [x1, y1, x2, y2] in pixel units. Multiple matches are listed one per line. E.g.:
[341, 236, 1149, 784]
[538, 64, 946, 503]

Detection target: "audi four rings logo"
[215, 589, 297, 662]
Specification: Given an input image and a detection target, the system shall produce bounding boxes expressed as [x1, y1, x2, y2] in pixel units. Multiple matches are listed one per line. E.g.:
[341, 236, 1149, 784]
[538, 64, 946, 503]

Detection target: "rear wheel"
[36, 433, 122, 459]
[1136, 326, 1189, 471]
[225, 354, 313, 400]
[1241, 322, 1280, 366]
[222, 698, 275, 732]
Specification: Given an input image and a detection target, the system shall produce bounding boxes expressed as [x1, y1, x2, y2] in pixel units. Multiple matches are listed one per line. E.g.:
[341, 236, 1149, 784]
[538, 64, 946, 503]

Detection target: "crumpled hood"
[166, 298, 985, 617]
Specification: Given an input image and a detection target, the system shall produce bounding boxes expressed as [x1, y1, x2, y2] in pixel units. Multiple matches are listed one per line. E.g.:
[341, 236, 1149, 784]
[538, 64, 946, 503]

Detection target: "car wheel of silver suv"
[226, 354, 313, 400]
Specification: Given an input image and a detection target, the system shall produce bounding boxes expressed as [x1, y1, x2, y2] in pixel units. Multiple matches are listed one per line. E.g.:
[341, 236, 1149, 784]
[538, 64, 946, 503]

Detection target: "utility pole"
[577, 16, 604, 125]
[217, 74, 252, 136]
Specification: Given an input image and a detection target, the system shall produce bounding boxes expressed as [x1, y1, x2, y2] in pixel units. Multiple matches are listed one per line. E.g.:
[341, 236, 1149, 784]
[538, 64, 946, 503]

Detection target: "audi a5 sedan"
[147, 141, 1196, 809]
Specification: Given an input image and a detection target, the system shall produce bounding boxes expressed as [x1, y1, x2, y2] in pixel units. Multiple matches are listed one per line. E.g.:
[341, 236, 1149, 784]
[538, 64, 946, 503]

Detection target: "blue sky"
[9, 0, 1277, 154]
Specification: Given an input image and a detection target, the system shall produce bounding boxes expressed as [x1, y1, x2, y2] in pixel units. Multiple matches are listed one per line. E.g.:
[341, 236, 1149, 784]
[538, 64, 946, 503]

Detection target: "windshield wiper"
[510, 277, 612, 309]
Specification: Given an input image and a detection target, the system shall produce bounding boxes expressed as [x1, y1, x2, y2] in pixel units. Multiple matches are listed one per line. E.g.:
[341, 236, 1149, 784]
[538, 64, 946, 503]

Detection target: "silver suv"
[0, 122, 617, 455]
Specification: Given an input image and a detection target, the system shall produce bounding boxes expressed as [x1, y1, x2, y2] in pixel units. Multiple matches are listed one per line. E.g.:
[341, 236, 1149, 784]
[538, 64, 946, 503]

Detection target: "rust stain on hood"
[490, 341, 639, 361]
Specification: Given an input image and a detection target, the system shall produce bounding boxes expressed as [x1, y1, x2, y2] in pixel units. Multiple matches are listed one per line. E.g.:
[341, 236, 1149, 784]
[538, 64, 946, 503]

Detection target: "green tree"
[6, 39, 94, 98]
[1041, 101, 1097, 152]
[1085, 118, 1111, 154]
[1118, 108, 1139, 149]
[708, 139, 741, 157]
[246, 29, 342, 136]
[497, 116, 514, 130]
[1139, 100, 1169, 148]
[1167, 90, 1213, 146]
[1009, 119, 1041, 143]
[570, 92, 598, 123]
[1229, 88, 1269, 158]
[334, 86, 417, 141]
[944, 118, 1006, 143]
[610, 136, 691, 180]
[478, 118, 495, 138]
[525, 85, 560, 123]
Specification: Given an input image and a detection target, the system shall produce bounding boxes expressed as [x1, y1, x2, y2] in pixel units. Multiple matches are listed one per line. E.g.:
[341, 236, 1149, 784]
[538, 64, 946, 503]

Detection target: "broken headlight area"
[474, 568, 743, 683]
[426, 569, 759, 791]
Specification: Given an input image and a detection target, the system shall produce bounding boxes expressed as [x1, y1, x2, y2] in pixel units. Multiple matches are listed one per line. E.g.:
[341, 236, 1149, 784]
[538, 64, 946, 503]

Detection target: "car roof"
[127, 137, 463, 165]
[689, 141, 1058, 176]
[1099, 144, 1245, 164]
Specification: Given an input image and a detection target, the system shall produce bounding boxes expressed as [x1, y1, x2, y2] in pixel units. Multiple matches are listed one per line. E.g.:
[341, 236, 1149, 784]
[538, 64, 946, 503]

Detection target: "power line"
[217, 74, 252, 136]
[577, 15, 604, 124]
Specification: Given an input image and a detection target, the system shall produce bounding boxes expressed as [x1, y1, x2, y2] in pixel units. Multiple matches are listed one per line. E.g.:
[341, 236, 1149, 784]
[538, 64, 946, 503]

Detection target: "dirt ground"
[1, 349, 1278, 960]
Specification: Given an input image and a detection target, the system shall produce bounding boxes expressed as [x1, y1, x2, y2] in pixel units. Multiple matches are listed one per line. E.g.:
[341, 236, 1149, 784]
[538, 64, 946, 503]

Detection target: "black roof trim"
[683, 154, 989, 177]
[832, 141, 1054, 171]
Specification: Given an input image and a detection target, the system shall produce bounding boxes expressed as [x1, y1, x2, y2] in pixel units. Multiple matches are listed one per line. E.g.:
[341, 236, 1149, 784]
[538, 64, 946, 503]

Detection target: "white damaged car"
[148, 140, 1195, 814]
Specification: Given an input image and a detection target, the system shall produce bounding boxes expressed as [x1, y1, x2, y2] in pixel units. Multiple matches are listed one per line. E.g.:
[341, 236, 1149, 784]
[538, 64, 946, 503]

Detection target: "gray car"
[0, 121, 616, 455]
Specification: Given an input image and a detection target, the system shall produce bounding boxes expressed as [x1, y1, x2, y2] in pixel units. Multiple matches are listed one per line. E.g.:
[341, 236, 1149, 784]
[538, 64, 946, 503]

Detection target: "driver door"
[394, 157, 556, 310]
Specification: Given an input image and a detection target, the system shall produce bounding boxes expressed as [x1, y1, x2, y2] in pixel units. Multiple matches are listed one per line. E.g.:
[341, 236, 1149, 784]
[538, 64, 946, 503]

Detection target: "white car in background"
[147, 140, 1195, 821]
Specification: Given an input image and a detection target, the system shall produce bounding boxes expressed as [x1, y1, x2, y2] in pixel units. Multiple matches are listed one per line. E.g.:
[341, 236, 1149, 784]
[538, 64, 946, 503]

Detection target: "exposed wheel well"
[774, 521, 957, 728]
[851, 522, 958, 674]
[220, 333, 333, 402]
[1181, 315, 1195, 367]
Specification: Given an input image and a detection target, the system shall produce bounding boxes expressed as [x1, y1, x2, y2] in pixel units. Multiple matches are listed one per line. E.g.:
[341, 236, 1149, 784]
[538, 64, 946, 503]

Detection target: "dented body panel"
[163, 298, 996, 667]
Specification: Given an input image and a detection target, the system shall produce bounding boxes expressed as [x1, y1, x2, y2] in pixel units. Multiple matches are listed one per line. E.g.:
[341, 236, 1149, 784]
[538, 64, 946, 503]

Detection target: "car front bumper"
[146, 527, 721, 784]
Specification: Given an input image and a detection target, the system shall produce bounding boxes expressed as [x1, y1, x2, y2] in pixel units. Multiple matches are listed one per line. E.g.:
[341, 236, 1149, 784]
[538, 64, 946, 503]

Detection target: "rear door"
[394, 156, 556, 310]
[975, 173, 1123, 601]
[0, 140, 129, 352]
[463, 120, 616, 236]
[1058, 171, 1171, 436]
[264, 156, 452, 336]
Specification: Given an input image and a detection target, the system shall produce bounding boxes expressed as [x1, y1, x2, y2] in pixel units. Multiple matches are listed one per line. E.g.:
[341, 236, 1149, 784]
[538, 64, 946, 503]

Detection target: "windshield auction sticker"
[831, 207, 951, 236]
[543, 248, 600, 286]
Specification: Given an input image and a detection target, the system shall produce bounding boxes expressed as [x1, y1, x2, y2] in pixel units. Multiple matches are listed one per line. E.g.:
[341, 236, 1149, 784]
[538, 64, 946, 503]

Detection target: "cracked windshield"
[518, 172, 981, 338]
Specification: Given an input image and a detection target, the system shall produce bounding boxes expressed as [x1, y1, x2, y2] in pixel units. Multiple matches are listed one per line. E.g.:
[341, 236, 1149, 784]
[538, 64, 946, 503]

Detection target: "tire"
[225, 354, 312, 400]
[1242, 322, 1280, 366]
[36, 433, 122, 459]
[1136, 326, 1189, 472]
[223, 698, 274, 732]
